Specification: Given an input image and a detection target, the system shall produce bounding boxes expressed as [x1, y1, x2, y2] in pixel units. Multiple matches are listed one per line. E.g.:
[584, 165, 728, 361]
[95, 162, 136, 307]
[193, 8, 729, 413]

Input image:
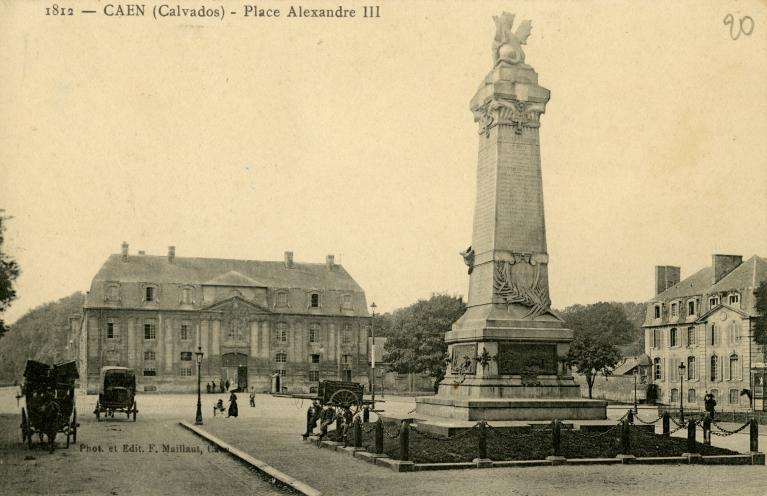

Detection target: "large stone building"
[643, 254, 767, 411]
[78, 243, 371, 393]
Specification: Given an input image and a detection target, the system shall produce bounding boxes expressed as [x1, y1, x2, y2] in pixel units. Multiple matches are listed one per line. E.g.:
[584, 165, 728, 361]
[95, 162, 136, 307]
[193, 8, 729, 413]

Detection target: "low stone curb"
[303, 434, 765, 472]
[179, 422, 322, 496]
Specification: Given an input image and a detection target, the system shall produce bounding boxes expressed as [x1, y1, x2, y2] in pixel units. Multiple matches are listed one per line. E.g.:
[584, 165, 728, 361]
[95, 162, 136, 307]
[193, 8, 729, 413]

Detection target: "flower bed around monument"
[323, 421, 739, 464]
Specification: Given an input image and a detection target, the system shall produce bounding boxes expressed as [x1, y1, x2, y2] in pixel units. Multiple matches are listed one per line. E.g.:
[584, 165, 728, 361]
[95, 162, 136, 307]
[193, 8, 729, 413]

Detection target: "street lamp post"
[633, 368, 639, 414]
[195, 346, 204, 425]
[679, 362, 686, 422]
[370, 302, 377, 409]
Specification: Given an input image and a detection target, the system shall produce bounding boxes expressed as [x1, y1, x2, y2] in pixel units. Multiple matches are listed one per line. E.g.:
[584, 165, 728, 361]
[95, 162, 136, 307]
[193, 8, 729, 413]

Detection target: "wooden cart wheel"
[132, 401, 137, 422]
[72, 409, 77, 444]
[329, 389, 361, 413]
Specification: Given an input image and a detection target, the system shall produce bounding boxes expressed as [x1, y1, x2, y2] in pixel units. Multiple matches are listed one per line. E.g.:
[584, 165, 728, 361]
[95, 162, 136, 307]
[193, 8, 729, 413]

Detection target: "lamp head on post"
[679, 362, 686, 375]
[196, 346, 204, 364]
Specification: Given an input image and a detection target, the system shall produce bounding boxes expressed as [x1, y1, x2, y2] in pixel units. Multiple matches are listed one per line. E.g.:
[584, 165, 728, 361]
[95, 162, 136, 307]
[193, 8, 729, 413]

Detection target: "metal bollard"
[620, 419, 630, 454]
[686, 420, 696, 453]
[363, 406, 370, 423]
[354, 417, 362, 448]
[750, 418, 759, 452]
[551, 419, 561, 457]
[399, 420, 410, 461]
[703, 416, 711, 445]
[336, 416, 343, 436]
[478, 421, 488, 459]
[304, 407, 313, 437]
[375, 418, 384, 454]
[662, 412, 670, 436]
[627, 410, 634, 425]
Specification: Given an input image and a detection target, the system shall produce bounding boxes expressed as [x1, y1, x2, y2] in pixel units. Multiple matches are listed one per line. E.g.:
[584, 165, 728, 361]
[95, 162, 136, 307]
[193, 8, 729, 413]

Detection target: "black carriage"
[20, 360, 79, 452]
[94, 367, 138, 421]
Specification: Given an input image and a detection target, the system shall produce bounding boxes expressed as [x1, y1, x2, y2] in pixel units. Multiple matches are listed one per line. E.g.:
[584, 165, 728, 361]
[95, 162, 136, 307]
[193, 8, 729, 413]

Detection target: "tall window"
[653, 329, 662, 349]
[710, 389, 718, 401]
[310, 293, 320, 308]
[144, 321, 156, 340]
[310, 354, 320, 364]
[144, 351, 156, 361]
[180, 352, 192, 361]
[106, 322, 115, 339]
[275, 352, 287, 363]
[688, 389, 696, 403]
[342, 329, 351, 344]
[309, 323, 319, 343]
[180, 324, 190, 341]
[687, 326, 696, 347]
[730, 389, 740, 404]
[277, 323, 288, 343]
[670, 389, 679, 403]
[671, 303, 678, 318]
[654, 358, 662, 380]
[710, 355, 719, 382]
[687, 356, 695, 380]
[342, 354, 353, 365]
[730, 321, 740, 342]
[709, 324, 717, 346]
[145, 286, 156, 302]
[654, 305, 661, 319]
[670, 328, 678, 347]
[688, 300, 695, 316]
[308, 370, 320, 382]
[729, 354, 739, 381]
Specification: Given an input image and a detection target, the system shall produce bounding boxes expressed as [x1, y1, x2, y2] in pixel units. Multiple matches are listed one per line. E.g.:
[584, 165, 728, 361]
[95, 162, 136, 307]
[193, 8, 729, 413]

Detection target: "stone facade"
[643, 254, 767, 411]
[79, 245, 370, 393]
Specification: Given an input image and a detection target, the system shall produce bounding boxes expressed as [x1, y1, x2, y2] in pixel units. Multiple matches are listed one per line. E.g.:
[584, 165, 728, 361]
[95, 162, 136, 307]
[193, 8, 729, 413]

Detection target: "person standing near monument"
[227, 391, 238, 418]
[704, 392, 717, 420]
[249, 386, 256, 407]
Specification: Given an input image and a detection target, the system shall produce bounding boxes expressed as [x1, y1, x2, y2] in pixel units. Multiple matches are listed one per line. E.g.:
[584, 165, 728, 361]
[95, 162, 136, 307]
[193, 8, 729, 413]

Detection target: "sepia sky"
[1, 0, 766, 324]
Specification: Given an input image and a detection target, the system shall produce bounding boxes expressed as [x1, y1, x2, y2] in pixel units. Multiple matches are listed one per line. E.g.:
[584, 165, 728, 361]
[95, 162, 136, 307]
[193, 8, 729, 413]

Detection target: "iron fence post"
[478, 421, 487, 460]
[354, 417, 362, 448]
[551, 419, 561, 457]
[399, 419, 410, 461]
[750, 418, 759, 452]
[686, 419, 696, 453]
[375, 418, 384, 454]
[662, 411, 670, 436]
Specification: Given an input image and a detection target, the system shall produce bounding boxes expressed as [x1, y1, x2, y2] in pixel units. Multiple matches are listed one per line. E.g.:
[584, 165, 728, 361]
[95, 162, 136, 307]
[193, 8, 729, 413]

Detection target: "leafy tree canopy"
[382, 294, 465, 381]
[559, 301, 641, 347]
[754, 281, 767, 345]
[566, 335, 621, 398]
[0, 212, 21, 338]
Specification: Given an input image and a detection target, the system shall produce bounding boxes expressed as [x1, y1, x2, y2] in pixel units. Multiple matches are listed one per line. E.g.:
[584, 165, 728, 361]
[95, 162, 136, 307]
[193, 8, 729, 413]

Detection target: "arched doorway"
[221, 352, 248, 391]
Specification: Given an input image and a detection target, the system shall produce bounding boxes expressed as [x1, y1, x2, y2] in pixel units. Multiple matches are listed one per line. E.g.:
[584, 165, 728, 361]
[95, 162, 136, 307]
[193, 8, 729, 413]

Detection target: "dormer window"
[276, 291, 288, 307]
[728, 293, 740, 306]
[709, 296, 720, 309]
[654, 305, 661, 319]
[310, 292, 320, 308]
[688, 300, 696, 316]
[105, 283, 120, 302]
[181, 287, 194, 305]
[341, 294, 352, 309]
[670, 302, 678, 318]
[144, 285, 158, 303]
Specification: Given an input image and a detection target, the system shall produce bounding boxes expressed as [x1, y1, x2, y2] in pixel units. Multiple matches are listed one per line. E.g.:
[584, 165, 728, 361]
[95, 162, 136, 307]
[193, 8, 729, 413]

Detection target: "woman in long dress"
[227, 391, 238, 418]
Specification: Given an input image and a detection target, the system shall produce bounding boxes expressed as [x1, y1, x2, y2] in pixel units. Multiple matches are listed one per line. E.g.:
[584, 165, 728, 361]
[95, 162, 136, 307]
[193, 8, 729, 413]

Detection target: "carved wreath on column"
[493, 254, 551, 320]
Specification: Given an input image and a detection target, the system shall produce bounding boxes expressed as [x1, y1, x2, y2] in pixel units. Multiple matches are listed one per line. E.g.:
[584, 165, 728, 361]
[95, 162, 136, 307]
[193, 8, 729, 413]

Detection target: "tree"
[754, 281, 767, 345]
[560, 302, 638, 346]
[0, 212, 21, 339]
[383, 294, 465, 390]
[566, 335, 621, 399]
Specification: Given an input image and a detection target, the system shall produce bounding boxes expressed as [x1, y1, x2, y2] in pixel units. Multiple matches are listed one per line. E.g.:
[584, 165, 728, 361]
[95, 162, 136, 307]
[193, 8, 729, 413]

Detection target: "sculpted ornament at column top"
[492, 12, 532, 66]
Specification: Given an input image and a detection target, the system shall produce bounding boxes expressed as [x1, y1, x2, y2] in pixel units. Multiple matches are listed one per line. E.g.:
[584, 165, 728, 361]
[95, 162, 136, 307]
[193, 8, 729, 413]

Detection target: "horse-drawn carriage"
[94, 366, 138, 421]
[316, 380, 367, 414]
[20, 360, 79, 452]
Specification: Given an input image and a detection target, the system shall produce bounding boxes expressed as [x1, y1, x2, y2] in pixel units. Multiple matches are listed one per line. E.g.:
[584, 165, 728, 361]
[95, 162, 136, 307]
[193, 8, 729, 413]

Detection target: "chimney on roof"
[712, 254, 742, 284]
[121, 241, 129, 262]
[655, 265, 680, 295]
[168, 246, 175, 263]
[326, 255, 335, 270]
[284, 251, 294, 268]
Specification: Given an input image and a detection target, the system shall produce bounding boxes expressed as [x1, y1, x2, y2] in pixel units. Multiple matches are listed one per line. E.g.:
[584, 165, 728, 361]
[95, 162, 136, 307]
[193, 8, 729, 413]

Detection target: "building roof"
[92, 254, 364, 292]
[655, 255, 766, 302]
[612, 355, 651, 375]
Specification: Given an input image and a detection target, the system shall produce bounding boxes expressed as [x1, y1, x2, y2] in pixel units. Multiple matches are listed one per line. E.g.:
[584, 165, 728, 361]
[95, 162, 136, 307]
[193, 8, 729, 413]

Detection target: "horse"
[38, 395, 61, 453]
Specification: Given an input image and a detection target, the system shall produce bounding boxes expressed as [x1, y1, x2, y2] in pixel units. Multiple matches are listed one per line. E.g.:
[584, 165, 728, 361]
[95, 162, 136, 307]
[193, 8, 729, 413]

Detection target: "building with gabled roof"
[643, 254, 767, 411]
[78, 243, 371, 393]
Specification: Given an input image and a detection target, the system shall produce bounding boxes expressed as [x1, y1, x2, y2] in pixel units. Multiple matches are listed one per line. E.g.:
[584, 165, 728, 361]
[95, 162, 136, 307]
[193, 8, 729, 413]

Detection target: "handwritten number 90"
[724, 14, 754, 40]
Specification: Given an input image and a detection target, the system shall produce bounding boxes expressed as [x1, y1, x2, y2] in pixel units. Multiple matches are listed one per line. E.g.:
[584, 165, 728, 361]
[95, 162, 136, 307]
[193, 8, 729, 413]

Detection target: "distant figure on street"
[206, 382, 211, 394]
[211, 380, 217, 393]
[249, 387, 256, 407]
[213, 398, 225, 416]
[219, 382, 225, 393]
[227, 391, 238, 418]
[704, 392, 717, 420]
[225, 380, 231, 392]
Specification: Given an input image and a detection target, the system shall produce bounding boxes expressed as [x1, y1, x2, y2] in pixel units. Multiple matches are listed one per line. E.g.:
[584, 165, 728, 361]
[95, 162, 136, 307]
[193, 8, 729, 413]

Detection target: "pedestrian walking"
[227, 391, 238, 418]
[704, 391, 717, 421]
[225, 379, 231, 392]
[211, 380, 216, 393]
[249, 387, 256, 407]
[206, 382, 211, 394]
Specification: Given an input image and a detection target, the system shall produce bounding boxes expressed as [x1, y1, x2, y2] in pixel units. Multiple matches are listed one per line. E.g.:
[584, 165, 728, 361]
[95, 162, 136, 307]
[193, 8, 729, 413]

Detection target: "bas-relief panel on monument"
[497, 343, 557, 376]
[451, 343, 477, 375]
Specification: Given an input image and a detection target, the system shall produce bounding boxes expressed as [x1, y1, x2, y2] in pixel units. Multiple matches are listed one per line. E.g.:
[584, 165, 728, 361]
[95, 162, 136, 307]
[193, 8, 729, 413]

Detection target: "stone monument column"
[416, 13, 605, 421]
